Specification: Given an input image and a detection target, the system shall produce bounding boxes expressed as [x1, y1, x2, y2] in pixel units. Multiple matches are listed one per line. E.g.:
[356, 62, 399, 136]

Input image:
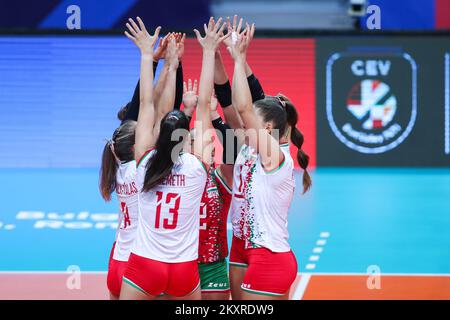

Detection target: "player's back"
[134, 151, 207, 263]
[113, 160, 138, 261]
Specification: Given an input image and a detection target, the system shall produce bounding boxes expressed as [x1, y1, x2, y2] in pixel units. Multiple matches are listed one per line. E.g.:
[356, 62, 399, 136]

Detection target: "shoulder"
[136, 148, 156, 168]
[259, 144, 294, 176]
[180, 153, 209, 175]
[118, 160, 137, 180]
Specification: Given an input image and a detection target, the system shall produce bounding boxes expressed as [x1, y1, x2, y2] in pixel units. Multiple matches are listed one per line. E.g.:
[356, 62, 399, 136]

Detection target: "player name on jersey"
[115, 182, 138, 196]
[161, 174, 186, 187]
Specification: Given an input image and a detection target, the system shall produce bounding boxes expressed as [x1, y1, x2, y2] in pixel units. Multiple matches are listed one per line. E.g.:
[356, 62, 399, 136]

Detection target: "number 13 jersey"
[133, 149, 208, 263]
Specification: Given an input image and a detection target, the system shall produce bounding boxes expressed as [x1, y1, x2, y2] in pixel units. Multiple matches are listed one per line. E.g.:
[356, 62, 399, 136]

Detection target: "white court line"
[316, 239, 327, 246]
[301, 272, 450, 277]
[290, 271, 450, 299]
[320, 232, 330, 238]
[305, 264, 316, 270]
[309, 255, 320, 262]
[312, 247, 323, 254]
[293, 273, 311, 300]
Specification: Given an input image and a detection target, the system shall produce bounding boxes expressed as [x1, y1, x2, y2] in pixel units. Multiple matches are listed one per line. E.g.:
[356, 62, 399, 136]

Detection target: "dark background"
[316, 36, 450, 166]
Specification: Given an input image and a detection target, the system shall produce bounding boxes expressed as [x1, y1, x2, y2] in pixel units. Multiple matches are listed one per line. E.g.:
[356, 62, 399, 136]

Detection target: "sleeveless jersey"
[198, 166, 232, 263]
[133, 150, 207, 263]
[230, 143, 295, 252]
[113, 160, 139, 261]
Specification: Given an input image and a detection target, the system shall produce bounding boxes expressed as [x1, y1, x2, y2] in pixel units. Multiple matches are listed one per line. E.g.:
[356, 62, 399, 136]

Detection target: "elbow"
[140, 96, 153, 107]
[235, 102, 251, 115]
[139, 100, 154, 112]
[197, 96, 211, 110]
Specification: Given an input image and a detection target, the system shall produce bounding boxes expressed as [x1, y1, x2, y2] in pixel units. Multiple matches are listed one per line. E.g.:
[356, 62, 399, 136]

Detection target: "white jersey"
[113, 160, 139, 261]
[230, 143, 295, 252]
[133, 150, 207, 263]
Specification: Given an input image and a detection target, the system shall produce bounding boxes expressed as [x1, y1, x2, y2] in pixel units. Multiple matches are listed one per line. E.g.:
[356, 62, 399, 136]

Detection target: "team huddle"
[99, 15, 311, 300]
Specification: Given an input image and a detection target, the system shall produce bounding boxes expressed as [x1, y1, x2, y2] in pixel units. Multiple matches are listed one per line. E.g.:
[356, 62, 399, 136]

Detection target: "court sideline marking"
[293, 231, 331, 299]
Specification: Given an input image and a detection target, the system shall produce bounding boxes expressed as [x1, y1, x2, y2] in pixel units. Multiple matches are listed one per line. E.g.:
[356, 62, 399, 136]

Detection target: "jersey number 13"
[155, 191, 180, 230]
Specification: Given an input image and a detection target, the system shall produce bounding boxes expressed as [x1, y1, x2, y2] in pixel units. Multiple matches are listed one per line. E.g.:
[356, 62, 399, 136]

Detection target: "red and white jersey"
[133, 150, 207, 263]
[113, 160, 139, 261]
[198, 166, 232, 264]
[230, 143, 295, 252]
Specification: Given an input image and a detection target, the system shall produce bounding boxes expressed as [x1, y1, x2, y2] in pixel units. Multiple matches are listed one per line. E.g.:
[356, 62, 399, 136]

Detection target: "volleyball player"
[100, 30, 186, 300]
[181, 82, 232, 300]
[119, 17, 229, 300]
[100, 120, 137, 300]
[227, 23, 312, 300]
[120, 31, 185, 124]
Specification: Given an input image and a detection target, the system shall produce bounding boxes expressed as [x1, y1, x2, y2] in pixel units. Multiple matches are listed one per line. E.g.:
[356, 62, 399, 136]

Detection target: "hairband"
[167, 114, 180, 121]
[105, 138, 121, 164]
[276, 96, 286, 109]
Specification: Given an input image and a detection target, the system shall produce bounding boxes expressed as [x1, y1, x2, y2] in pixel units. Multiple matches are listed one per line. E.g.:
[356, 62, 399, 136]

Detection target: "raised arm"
[193, 17, 230, 164]
[182, 78, 198, 123]
[122, 34, 167, 123]
[124, 17, 161, 163]
[153, 36, 179, 137]
[228, 23, 284, 172]
[153, 33, 171, 108]
[210, 91, 239, 165]
[214, 50, 243, 130]
[174, 33, 186, 110]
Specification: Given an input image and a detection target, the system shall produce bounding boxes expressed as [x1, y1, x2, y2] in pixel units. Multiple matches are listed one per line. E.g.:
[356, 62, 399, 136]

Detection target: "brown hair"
[143, 110, 190, 192]
[254, 94, 311, 193]
[99, 120, 136, 201]
[117, 103, 130, 122]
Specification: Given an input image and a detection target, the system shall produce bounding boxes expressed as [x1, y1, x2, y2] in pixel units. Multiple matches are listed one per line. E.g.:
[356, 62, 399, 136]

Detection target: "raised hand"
[223, 15, 244, 49]
[182, 79, 198, 117]
[124, 17, 161, 56]
[153, 33, 170, 61]
[194, 17, 230, 52]
[164, 35, 180, 69]
[174, 32, 186, 60]
[227, 23, 254, 63]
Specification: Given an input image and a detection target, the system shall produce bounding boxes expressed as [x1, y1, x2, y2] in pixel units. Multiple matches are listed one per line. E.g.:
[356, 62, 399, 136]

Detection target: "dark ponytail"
[143, 110, 190, 192]
[277, 94, 312, 194]
[99, 120, 136, 201]
[117, 103, 130, 122]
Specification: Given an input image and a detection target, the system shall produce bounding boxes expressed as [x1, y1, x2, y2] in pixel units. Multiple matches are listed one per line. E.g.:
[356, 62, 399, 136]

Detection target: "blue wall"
[0, 0, 211, 30]
[362, 0, 436, 30]
[0, 36, 161, 168]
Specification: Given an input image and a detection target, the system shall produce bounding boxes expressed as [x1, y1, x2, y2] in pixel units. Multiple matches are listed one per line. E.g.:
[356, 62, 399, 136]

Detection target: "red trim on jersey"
[214, 168, 232, 194]
[191, 153, 210, 173]
[136, 148, 155, 167]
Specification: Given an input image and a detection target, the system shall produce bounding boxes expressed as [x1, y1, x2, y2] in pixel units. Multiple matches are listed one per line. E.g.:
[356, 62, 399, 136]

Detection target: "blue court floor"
[0, 168, 449, 276]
